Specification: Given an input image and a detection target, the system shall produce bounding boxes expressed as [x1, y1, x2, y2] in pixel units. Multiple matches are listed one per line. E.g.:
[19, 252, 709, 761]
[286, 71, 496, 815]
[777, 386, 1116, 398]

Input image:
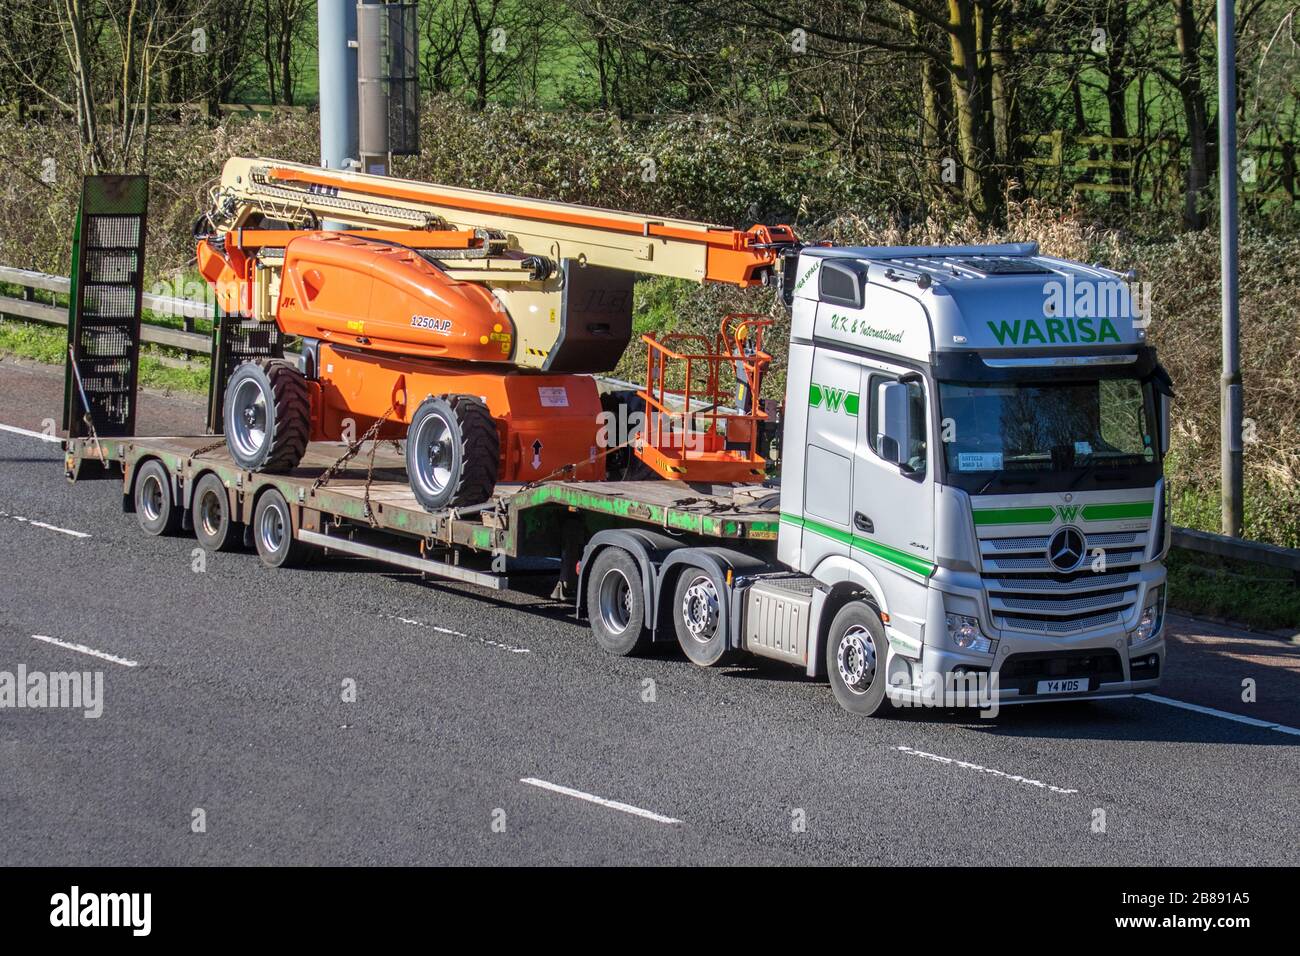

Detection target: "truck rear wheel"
[826, 601, 890, 716]
[252, 488, 310, 568]
[134, 459, 180, 536]
[586, 547, 651, 656]
[406, 395, 499, 512]
[223, 358, 310, 472]
[192, 473, 239, 552]
[672, 568, 737, 667]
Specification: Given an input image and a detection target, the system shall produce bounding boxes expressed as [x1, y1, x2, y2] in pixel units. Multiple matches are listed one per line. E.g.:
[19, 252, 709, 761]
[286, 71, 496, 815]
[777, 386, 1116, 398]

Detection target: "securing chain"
[312, 404, 398, 526]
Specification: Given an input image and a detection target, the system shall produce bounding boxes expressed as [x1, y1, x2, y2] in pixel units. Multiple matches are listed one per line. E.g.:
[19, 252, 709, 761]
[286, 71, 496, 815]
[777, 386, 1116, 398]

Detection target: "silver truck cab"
[775, 242, 1170, 714]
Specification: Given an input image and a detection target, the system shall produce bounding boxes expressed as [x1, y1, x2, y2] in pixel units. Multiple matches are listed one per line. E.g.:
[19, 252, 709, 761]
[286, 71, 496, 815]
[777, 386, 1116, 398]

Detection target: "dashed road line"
[0, 423, 60, 443]
[0, 509, 89, 538]
[520, 777, 682, 825]
[31, 634, 138, 668]
[1138, 693, 1300, 737]
[387, 614, 530, 654]
[895, 745, 1080, 795]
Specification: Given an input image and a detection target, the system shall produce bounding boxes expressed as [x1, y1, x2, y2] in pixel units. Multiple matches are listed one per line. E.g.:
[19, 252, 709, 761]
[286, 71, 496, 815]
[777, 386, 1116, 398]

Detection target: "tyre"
[672, 567, 737, 667]
[825, 601, 890, 716]
[134, 459, 180, 536]
[223, 358, 310, 472]
[585, 547, 651, 656]
[405, 394, 499, 512]
[192, 473, 239, 552]
[252, 488, 310, 568]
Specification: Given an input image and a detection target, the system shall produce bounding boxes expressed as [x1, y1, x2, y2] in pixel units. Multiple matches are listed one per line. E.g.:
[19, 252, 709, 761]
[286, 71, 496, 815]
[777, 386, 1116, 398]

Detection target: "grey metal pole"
[1217, 0, 1243, 536]
[317, 0, 359, 172]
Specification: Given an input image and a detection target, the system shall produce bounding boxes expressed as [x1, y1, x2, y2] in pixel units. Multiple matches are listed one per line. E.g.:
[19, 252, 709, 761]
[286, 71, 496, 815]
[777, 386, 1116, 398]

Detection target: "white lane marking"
[0, 509, 90, 538]
[0, 423, 60, 443]
[388, 614, 530, 654]
[1138, 693, 1300, 736]
[520, 777, 682, 825]
[895, 745, 1080, 795]
[31, 634, 138, 668]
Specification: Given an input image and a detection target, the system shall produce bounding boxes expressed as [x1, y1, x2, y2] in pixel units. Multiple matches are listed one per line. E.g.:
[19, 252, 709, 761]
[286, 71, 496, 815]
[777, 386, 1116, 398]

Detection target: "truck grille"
[979, 529, 1147, 635]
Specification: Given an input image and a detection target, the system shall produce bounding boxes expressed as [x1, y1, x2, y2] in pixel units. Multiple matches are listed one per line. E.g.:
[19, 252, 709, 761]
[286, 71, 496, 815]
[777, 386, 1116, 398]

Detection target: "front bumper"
[887, 633, 1165, 707]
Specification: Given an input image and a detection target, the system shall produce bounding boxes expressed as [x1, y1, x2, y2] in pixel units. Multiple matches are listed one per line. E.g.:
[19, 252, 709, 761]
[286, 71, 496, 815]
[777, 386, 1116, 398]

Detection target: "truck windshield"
[937, 378, 1156, 487]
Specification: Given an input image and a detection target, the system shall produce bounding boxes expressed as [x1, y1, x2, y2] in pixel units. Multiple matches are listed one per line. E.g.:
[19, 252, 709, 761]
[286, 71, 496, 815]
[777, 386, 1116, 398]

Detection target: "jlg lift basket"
[636, 314, 772, 483]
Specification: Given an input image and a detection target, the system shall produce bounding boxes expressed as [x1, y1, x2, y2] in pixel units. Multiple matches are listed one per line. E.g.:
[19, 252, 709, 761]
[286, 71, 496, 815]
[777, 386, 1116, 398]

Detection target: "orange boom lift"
[195, 157, 798, 509]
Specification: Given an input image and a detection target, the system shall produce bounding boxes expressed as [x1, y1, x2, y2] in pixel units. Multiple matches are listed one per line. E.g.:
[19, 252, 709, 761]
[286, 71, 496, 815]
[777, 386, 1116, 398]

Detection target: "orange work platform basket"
[635, 314, 773, 483]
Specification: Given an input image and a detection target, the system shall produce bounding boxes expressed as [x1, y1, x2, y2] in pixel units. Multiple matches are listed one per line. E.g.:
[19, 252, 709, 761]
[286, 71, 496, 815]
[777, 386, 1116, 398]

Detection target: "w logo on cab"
[1055, 504, 1081, 523]
[808, 382, 859, 416]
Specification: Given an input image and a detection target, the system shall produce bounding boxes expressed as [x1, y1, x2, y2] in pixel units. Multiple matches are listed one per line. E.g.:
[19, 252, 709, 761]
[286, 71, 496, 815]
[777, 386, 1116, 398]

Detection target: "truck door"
[851, 361, 935, 645]
[796, 347, 863, 568]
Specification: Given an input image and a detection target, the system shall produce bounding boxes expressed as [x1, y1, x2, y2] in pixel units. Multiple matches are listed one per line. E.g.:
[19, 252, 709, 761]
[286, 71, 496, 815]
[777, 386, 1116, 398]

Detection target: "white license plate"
[1037, 678, 1087, 695]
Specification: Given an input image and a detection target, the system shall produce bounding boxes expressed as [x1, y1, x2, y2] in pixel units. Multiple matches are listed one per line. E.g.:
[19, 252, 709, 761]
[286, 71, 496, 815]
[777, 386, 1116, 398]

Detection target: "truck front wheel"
[826, 602, 890, 716]
[586, 547, 651, 656]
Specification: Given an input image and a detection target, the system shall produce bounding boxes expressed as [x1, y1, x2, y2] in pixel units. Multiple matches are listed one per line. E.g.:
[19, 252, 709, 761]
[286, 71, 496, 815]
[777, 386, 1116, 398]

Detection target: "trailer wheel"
[672, 568, 738, 667]
[406, 395, 499, 512]
[223, 358, 310, 472]
[252, 488, 310, 568]
[825, 602, 890, 716]
[192, 473, 239, 552]
[586, 547, 651, 656]
[134, 460, 180, 536]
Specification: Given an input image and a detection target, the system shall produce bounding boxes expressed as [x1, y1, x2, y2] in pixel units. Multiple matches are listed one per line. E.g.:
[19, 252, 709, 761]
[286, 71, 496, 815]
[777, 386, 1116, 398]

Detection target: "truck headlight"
[946, 613, 992, 653]
[1129, 587, 1164, 645]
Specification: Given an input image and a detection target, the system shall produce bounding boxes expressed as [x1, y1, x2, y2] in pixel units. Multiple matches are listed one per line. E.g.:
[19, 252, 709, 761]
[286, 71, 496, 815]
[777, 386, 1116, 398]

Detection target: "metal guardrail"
[0, 264, 211, 365]
[3, 265, 1299, 574]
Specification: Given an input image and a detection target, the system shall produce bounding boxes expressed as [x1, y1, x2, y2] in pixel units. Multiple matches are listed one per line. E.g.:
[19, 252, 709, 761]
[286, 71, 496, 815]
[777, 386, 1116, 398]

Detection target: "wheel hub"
[229, 378, 269, 459]
[836, 625, 876, 694]
[681, 576, 719, 643]
[411, 411, 455, 496]
[598, 567, 633, 635]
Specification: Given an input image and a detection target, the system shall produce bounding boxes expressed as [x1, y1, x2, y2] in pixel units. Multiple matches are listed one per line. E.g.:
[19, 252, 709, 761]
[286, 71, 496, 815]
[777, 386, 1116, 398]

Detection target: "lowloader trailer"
[61, 175, 1171, 716]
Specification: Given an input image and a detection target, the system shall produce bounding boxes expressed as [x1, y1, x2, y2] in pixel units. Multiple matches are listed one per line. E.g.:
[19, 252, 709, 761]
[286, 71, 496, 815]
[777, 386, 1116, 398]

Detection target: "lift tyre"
[252, 488, 311, 569]
[406, 394, 499, 512]
[134, 459, 181, 536]
[192, 472, 240, 552]
[825, 601, 890, 716]
[223, 359, 310, 472]
[673, 567, 738, 667]
[586, 547, 651, 656]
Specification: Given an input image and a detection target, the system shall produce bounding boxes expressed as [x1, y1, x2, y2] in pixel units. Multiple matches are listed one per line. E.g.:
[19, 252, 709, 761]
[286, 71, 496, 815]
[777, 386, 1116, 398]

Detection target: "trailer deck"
[64, 435, 781, 590]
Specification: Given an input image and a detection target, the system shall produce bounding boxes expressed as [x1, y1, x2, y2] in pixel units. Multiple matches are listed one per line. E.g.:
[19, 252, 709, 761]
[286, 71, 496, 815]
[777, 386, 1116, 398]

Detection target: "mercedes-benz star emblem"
[1047, 526, 1086, 572]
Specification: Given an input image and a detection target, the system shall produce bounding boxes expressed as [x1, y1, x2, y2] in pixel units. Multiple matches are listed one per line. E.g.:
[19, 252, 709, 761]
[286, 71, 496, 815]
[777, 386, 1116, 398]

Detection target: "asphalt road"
[1, 357, 1298, 865]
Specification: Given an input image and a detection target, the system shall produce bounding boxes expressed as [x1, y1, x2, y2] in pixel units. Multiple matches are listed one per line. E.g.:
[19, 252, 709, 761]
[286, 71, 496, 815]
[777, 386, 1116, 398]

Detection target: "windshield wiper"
[973, 471, 1041, 496]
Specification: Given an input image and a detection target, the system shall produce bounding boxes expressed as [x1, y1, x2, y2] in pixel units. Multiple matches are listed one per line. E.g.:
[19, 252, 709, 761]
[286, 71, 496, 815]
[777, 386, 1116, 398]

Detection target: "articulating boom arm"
[204, 157, 798, 288]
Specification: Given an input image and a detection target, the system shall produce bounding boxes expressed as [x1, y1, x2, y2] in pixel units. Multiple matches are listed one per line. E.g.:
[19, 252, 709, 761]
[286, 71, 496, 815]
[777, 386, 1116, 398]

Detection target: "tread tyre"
[135, 459, 180, 536]
[825, 601, 890, 716]
[672, 567, 738, 667]
[192, 472, 239, 551]
[252, 488, 310, 568]
[405, 395, 499, 512]
[223, 359, 309, 472]
[586, 547, 651, 656]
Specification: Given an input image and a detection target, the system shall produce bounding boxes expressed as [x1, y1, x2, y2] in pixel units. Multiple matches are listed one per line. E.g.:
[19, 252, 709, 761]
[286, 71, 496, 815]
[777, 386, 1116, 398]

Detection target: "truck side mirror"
[875, 381, 910, 466]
